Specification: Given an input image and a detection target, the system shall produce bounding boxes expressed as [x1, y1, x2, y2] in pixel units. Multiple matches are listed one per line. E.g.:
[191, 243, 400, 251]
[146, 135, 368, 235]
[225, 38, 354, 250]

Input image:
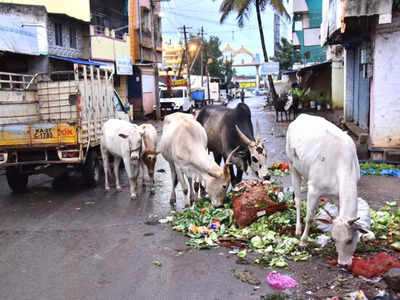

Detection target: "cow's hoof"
[150, 188, 155, 195]
[105, 186, 110, 191]
[295, 229, 302, 236]
[299, 239, 307, 247]
[130, 193, 136, 200]
[116, 186, 122, 191]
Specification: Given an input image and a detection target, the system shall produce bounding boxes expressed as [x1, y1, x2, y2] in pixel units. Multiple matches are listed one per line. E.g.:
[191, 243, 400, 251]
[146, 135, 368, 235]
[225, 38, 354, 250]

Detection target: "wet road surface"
[0, 96, 398, 300]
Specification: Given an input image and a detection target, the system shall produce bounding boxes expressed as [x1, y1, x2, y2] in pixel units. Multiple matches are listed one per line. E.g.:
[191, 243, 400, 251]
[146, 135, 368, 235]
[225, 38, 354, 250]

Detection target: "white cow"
[138, 123, 159, 193]
[286, 114, 365, 266]
[101, 119, 144, 200]
[160, 112, 237, 208]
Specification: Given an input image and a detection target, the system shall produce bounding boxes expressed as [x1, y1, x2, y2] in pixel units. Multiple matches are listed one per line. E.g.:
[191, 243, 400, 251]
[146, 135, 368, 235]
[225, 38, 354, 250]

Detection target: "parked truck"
[0, 64, 129, 192]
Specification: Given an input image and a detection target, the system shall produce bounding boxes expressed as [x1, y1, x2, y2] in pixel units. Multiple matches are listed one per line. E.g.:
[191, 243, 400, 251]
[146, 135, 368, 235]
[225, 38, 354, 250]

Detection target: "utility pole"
[182, 25, 192, 102]
[200, 26, 204, 88]
[150, 0, 160, 120]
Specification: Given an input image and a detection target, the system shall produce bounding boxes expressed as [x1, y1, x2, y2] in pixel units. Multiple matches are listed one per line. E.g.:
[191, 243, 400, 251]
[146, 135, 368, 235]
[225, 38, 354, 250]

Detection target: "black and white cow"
[196, 103, 269, 186]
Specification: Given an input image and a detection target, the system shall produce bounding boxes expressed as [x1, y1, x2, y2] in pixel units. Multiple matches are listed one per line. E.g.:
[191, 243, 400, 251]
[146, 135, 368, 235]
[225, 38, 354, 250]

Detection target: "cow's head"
[142, 150, 159, 177]
[118, 127, 144, 162]
[206, 146, 239, 207]
[317, 213, 368, 266]
[235, 124, 269, 181]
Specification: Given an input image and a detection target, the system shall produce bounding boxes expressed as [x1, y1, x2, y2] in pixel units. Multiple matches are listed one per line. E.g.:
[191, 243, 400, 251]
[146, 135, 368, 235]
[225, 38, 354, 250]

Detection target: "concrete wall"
[370, 13, 400, 148]
[0, 0, 90, 22]
[0, 3, 48, 74]
[47, 15, 89, 59]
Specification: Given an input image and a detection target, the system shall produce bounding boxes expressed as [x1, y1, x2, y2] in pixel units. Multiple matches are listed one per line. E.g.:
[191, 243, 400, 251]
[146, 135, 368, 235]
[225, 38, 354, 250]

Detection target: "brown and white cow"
[139, 123, 159, 193]
[160, 112, 237, 209]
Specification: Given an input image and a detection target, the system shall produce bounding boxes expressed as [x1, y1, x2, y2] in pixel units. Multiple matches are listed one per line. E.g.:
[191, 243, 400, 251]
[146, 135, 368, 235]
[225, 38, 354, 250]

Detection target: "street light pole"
[200, 26, 204, 88]
[182, 25, 192, 102]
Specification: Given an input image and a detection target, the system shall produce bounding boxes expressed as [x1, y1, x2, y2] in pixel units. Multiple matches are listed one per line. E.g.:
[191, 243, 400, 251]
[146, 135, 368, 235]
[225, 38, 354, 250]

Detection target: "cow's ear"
[352, 223, 369, 234]
[118, 133, 128, 139]
[315, 218, 332, 224]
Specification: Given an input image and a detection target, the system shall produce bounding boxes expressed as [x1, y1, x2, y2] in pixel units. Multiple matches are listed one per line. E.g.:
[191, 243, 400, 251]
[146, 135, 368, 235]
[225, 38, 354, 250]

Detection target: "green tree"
[190, 35, 228, 80]
[219, 0, 289, 100]
[271, 37, 301, 78]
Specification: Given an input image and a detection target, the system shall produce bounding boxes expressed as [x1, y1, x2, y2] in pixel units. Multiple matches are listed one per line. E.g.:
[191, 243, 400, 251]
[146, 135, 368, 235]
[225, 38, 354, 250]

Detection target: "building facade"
[0, 0, 163, 119]
[292, 0, 326, 64]
[321, 0, 399, 160]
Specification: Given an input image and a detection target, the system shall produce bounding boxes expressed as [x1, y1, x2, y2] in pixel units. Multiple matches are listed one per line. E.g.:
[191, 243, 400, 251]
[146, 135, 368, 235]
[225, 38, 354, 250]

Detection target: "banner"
[172, 79, 187, 87]
[0, 15, 47, 55]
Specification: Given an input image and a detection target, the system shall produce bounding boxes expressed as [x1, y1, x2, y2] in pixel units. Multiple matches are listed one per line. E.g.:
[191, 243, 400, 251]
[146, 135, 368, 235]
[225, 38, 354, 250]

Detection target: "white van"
[159, 87, 192, 115]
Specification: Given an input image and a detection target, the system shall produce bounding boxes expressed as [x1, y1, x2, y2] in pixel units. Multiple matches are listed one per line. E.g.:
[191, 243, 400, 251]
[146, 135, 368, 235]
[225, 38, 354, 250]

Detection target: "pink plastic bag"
[267, 272, 298, 290]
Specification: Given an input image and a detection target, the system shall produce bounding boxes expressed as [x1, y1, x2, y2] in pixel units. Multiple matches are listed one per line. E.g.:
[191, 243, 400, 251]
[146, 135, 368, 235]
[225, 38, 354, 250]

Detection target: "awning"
[49, 55, 105, 67]
[296, 61, 332, 74]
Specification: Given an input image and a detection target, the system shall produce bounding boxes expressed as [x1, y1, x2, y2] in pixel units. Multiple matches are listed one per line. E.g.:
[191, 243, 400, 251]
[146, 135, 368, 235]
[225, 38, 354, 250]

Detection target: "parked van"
[159, 87, 192, 116]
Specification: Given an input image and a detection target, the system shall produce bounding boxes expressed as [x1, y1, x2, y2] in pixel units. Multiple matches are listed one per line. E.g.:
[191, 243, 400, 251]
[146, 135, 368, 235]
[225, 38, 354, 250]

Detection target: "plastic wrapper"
[267, 272, 298, 290]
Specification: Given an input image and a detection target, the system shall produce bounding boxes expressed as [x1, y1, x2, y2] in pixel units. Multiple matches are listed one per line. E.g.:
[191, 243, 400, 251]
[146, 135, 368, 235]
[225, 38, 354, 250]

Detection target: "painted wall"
[331, 58, 344, 108]
[370, 28, 400, 148]
[90, 26, 130, 62]
[0, 0, 90, 22]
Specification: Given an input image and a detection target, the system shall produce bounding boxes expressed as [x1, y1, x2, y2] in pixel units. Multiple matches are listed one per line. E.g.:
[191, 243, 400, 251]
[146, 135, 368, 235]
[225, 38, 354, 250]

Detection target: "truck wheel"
[82, 150, 101, 187]
[6, 167, 28, 193]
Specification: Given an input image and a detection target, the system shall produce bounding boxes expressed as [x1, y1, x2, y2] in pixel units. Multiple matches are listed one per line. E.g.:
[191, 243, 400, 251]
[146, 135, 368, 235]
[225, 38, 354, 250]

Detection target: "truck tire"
[6, 167, 28, 193]
[82, 150, 101, 187]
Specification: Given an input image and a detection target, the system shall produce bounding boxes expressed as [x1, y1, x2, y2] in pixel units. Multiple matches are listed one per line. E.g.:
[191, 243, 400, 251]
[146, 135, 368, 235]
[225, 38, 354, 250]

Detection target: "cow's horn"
[226, 146, 240, 166]
[235, 125, 254, 146]
[348, 217, 360, 225]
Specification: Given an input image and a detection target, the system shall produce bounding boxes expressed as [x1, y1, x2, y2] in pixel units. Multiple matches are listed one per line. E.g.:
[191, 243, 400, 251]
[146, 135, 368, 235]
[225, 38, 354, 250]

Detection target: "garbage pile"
[268, 162, 290, 177]
[163, 179, 400, 297]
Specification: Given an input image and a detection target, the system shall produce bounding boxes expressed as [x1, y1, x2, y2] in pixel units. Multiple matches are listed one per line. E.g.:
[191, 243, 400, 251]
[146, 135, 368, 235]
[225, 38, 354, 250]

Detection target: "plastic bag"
[267, 272, 298, 290]
[315, 197, 371, 234]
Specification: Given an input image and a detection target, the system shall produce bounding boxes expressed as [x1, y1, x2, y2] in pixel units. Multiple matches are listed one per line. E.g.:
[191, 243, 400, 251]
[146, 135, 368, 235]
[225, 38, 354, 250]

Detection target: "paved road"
[0, 96, 287, 300]
[0, 96, 398, 300]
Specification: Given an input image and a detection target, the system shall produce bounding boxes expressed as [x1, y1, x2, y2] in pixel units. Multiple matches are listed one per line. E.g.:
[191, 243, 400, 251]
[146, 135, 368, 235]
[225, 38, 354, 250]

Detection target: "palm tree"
[219, 0, 290, 101]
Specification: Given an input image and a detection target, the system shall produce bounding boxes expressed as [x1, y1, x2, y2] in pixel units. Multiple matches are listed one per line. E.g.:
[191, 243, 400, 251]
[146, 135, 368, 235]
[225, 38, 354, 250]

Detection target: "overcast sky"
[161, 0, 293, 74]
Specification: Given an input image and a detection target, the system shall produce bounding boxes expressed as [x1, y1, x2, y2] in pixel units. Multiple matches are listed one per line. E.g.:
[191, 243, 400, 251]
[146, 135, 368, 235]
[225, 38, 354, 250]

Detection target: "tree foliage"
[219, 0, 289, 28]
[271, 38, 301, 76]
[218, 0, 290, 100]
[189, 35, 235, 85]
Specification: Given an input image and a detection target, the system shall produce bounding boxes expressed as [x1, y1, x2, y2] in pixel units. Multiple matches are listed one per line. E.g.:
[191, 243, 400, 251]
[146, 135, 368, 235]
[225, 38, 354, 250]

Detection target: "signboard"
[0, 15, 47, 55]
[172, 79, 187, 87]
[115, 55, 132, 75]
[261, 62, 280, 76]
[239, 82, 256, 88]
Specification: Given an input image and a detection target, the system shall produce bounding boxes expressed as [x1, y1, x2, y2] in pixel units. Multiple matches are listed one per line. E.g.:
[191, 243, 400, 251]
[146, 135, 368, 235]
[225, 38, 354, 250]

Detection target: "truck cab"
[159, 87, 192, 116]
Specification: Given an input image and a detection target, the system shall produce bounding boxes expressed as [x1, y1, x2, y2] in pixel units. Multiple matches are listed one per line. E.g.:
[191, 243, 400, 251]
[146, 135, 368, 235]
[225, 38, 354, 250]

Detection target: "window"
[69, 26, 77, 49]
[55, 23, 63, 46]
[160, 90, 183, 98]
